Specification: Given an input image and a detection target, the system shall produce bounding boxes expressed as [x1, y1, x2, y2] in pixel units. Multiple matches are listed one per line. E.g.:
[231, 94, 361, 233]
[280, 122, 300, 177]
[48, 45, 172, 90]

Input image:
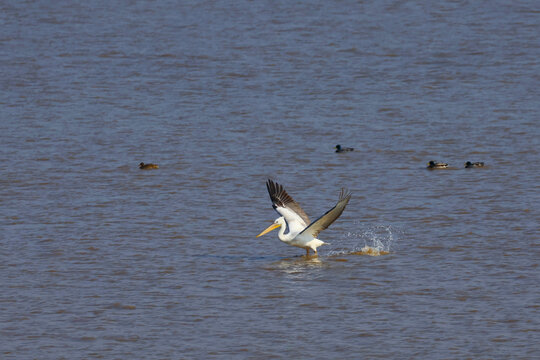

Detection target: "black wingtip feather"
[266, 179, 293, 208]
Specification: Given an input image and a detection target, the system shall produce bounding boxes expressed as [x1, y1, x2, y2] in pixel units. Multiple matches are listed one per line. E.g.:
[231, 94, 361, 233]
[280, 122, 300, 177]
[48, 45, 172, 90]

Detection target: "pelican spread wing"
[299, 188, 351, 238]
[266, 179, 310, 233]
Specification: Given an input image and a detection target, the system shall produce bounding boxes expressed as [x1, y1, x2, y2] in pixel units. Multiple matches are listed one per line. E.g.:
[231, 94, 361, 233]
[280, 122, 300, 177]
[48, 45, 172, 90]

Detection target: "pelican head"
[256, 217, 284, 237]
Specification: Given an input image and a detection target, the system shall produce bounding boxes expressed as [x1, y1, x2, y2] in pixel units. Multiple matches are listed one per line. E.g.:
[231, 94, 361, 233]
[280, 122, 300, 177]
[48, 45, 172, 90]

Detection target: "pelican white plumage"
[257, 179, 351, 256]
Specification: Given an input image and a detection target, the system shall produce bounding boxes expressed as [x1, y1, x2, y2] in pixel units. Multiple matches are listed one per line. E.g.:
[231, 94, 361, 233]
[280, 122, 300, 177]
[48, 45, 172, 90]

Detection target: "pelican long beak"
[256, 223, 281, 237]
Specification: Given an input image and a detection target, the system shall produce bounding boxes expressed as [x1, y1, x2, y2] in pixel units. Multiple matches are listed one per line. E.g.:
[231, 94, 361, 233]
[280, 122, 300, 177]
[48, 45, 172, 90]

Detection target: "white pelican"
[257, 179, 351, 256]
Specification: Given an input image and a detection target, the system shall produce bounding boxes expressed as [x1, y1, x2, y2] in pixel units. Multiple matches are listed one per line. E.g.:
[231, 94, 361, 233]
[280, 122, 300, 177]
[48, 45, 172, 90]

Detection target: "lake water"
[1, 0, 539, 358]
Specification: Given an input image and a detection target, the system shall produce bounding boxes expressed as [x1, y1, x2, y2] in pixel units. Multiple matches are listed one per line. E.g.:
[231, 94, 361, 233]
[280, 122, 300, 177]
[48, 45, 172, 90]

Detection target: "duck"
[139, 162, 159, 170]
[465, 161, 484, 168]
[335, 144, 354, 153]
[427, 160, 448, 169]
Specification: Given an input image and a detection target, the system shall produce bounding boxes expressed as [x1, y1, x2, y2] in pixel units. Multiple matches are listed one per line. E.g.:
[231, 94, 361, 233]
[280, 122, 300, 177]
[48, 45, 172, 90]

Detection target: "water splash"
[327, 224, 399, 257]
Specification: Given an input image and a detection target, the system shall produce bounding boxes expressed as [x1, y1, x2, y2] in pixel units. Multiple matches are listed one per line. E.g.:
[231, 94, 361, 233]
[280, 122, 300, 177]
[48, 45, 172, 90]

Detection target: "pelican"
[139, 162, 159, 169]
[257, 179, 351, 256]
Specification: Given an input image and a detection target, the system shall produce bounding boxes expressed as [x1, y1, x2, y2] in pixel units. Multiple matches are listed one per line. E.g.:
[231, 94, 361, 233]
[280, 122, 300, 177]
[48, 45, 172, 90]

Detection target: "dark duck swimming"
[427, 161, 448, 169]
[465, 161, 484, 168]
[335, 144, 354, 153]
[139, 162, 159, 169]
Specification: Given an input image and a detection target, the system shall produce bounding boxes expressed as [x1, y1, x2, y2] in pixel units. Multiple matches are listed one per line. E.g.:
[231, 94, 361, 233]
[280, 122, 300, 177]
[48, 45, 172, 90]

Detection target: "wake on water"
[265, 225, 399, 273]
[326, 224, 400, 257]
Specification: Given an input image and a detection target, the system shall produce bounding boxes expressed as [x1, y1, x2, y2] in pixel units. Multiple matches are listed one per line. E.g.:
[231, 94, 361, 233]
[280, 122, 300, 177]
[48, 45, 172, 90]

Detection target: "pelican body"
[257, 179, 351, 256]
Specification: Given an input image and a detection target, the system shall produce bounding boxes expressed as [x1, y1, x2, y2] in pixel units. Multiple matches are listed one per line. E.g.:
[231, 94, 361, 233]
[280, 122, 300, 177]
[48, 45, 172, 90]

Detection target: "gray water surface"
[1, 1, 539, 358]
